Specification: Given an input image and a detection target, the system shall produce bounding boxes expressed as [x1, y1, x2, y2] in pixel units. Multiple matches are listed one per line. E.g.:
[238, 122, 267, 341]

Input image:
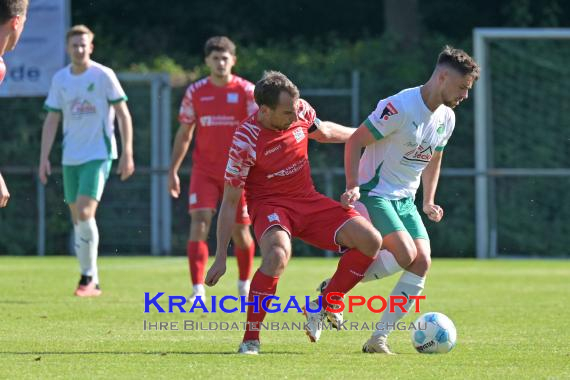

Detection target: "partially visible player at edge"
[0, 0, 28, 208]
[205, 71, 383, 355]
[337, 46, 480, 354]
[169, 36, 257, 303]
[38, 25, 135, 297]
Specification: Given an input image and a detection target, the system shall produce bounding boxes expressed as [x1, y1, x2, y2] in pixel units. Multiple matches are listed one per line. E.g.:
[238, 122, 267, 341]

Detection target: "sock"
[187, 241, 208, 285]
[76, 218, 100, 284]
[322, 249, 374, 308]
[362, 249, 403, 282]
[243, 270, 279, 342]
[235, 242, 255, 281]
[373, 271, 426, 338]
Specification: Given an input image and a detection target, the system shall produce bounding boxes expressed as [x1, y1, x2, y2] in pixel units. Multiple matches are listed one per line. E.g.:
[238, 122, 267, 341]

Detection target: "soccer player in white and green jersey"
[38, 25, 135, 297]
[341, 46, 479, 354]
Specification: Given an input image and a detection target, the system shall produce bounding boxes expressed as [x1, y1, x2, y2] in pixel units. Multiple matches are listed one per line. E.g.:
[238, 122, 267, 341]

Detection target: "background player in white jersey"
[38, 25, 135, 297]
[0, 0, 28, 208]
[339, 46, 479, 354]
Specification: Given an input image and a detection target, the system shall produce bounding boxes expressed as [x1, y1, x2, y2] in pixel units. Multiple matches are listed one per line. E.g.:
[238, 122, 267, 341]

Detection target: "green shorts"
[63, 159, 112, 203]
[359, 194, 429, 240]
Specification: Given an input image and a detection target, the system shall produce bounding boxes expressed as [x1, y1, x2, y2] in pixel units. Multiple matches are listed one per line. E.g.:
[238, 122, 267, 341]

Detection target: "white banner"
[0, 0, 68, 97]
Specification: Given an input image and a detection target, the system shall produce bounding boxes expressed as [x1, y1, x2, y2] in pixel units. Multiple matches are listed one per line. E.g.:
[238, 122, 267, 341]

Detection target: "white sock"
[76, 218, 100, 284]
[372, 271, 426, 338]
[193, 284, 205, 295]
[362, 249, 403, 282]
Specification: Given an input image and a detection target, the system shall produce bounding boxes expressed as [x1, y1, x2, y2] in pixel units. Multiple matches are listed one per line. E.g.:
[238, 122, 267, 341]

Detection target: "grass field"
[0, 257, 569, 379]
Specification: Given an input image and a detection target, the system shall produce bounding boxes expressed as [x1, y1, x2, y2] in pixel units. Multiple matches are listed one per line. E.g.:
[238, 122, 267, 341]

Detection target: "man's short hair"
[66, 24, 95, 43]
[0, 0, 28, 24]
[254, 71, 300, 109]
[437, 45, 480, 80]
[204, 36, 236, 57]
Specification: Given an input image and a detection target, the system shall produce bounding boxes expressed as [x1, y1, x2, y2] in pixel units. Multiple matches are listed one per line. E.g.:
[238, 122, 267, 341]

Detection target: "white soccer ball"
[411, 312, 457, 354]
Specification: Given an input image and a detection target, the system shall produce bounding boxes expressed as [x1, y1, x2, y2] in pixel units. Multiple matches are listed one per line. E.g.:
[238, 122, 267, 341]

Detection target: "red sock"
[187, 241, 208, 285]
[322, 249, 374, 308]
[235, 243, 255, 281]
[243, 270, 279, 342]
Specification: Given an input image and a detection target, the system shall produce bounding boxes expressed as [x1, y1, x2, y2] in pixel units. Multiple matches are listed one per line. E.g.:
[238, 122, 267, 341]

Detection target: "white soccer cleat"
[303, 300, 325, 342]
[316, 278, 343, 330]
[187, 284, 206, 304]
[362, 335, 395, 355]
[238, 280, 250, 298]
[238, 340, 260, 355]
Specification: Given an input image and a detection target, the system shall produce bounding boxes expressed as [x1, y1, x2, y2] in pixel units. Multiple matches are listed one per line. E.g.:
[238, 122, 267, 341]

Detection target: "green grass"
[0, 257, 569, 379]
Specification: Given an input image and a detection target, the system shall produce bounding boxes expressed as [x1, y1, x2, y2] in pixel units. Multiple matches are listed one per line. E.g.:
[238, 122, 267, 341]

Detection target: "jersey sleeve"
[44, 75, 62, 112]
[436, 110, 456, 152]
[105, 70, 128, 104]
[363, 98, 406, 140]
[244, 81, 258, 116]
[296, 98, 317, 129]
[224, 122, 259, 188]
[178, 85, 196, 125]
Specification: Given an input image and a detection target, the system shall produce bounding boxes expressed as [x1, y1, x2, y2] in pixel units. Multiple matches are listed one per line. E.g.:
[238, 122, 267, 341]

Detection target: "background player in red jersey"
[205, 71, 383, 355]
[169, 36, 257, 303]
[0, 0, 28, 208]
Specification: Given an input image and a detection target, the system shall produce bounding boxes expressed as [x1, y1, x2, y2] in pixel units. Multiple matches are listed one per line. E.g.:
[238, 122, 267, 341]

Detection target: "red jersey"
[224, 99, 319, 208]
[178, 75, 257, 176]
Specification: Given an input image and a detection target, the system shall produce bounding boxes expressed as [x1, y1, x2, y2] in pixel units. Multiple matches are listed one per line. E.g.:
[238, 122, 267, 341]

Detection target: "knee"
[233, 226, 253, 248]
[77, 206, 93, 221]
[190, 217, 210, 238]
[394, 242, 417, 268]
[360, 229, 383, 257]
[262, 245, 289, 276]
[414, 249, 432, 273]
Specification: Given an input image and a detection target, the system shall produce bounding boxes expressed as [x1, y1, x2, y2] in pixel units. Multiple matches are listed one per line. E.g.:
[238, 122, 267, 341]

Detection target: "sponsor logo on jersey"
[266, 159, 307, 179]
[380, 102, 398, 121]
[70, 98, 97, 118]
[402, 145, 433, 165]
[267, 213, 280, 223]
[200, 96, 215, 102]
[200, 115, 239, 127]
[264, 144, 282, 156]
[227, 93, 239, 103]
[437, 123, 445, 134]
[292, 127, 305, 143]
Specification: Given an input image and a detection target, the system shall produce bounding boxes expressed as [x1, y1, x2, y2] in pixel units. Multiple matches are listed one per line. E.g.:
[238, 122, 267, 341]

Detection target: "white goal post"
[473, 28, 570, 259]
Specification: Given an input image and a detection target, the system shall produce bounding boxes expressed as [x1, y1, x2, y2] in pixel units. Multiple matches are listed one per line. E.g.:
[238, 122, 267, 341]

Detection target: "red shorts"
[250, 193, 361, 252]
[189, 167, 250, 225]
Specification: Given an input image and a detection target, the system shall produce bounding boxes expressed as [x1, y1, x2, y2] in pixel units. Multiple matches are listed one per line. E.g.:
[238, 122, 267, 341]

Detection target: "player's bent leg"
[187, 209, 214, 303]
[335, 216, 382, 257]
[241, 227, 290, 350]
[231, 224, 255, 297]
[406, 239, 431, 277]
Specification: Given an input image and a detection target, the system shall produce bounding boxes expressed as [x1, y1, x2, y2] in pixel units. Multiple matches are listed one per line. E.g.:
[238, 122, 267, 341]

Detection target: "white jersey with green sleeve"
[359, 86, 455, 200]
[44, 61, 128, 166]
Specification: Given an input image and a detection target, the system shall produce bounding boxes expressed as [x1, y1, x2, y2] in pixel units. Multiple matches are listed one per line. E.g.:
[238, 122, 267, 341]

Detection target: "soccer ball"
[411, 312, 457, 354]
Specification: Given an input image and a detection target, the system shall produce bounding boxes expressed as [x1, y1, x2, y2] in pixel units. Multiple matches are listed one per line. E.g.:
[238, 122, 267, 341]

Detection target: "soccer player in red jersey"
[169, 36, 257, 303]
[205, 71, 383, 354]
[0, 0, 28, 207]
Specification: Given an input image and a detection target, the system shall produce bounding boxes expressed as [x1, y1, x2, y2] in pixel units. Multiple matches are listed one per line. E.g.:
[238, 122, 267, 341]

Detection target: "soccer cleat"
[74, 275, 102, 297]
[187, 284, 206, 304]
[302, 300, 325, 342]
[316, 278, 343, 330]
[362, 335, 395, 355]
[238, 340, 260, 355]
[238, 280, 250, 298]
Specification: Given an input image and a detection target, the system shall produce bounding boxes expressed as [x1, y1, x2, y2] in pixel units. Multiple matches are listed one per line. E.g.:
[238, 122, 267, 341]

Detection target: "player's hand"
[341, 186, 360, 209]
[38, 159, 51, 185]
[117, 153, 135, 181]
[423, 203, 444, 222]
[205, 256, 227, 287]
[168, 171, 180, 198]
[0, 175, 10, 208]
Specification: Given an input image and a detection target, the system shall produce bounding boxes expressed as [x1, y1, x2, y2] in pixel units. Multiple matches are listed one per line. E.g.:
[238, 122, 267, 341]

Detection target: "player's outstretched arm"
[114, 102, 135, 181]
[0, 172, 10, 208]
[205, 184, 243, 286]
[422, 151, 444, 222]
[168, 123, 196, 198]
[38, 112, 61, 185]
[309, 120, 355, 143]
[340, 124, 377, 209]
